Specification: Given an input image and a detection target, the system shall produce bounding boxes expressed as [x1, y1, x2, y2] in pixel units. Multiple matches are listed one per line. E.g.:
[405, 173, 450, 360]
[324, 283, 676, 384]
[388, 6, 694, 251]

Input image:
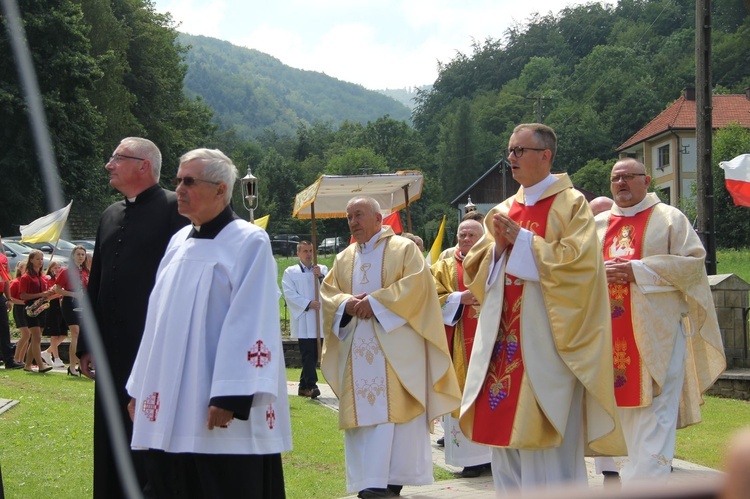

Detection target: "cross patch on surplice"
[266, 404, 275, 429]
[248, 340, 271, 367]
[142, 392, 160, 422]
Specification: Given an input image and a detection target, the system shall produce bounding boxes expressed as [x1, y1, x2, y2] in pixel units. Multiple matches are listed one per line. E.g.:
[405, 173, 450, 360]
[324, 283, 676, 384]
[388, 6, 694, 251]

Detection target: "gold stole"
[604, 207, 654, 407]
[471, 195, 555, 446]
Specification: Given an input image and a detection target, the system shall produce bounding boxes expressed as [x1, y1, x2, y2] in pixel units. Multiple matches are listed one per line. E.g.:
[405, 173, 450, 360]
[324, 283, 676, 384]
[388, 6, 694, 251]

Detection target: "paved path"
[286, 382, 723, 498]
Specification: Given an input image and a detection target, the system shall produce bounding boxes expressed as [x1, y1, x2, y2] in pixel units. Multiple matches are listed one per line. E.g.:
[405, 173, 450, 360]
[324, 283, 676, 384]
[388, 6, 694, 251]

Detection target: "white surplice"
[281, 262, 328, 339]
[126, 221, 292, 455]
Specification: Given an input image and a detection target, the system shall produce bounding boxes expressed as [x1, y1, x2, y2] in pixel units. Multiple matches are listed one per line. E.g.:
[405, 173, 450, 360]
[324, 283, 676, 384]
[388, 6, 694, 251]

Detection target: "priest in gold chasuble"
[430, 219, 491, 477]
[593, 159, 725, 484]
[460, 124, 625, 493]
[320, 196, 461, 498]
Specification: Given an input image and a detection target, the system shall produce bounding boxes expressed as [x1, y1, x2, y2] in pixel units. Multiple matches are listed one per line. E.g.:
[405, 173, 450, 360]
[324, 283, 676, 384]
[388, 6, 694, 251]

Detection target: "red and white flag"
[719, 154, 750, 207]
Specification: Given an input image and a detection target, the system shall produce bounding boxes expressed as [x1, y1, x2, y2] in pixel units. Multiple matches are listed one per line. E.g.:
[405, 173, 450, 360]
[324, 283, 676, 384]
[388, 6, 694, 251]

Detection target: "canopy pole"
[403, 185, 412, 233]
[310, 202, 322, 361]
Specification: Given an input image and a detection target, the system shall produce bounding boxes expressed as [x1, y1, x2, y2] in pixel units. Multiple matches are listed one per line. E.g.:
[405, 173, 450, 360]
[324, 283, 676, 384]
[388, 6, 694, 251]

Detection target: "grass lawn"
[717, 248, 750, 283]
[2, 249, 747, 496]
[0, 368, 445, 498]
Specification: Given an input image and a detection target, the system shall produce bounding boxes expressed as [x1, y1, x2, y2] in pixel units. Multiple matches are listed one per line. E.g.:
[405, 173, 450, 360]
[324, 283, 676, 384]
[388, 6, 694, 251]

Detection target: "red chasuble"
[603, 207, 654, 407]
[444, 252, 479, 368]
[472, 195, 555, 446]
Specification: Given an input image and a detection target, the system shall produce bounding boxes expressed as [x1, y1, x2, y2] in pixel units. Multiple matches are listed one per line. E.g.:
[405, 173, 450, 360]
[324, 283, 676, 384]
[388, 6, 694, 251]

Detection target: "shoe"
[53, 358, 65, 368]
[298, 388, 314, 397]
[602, 471, 621, 487]
[67, 366, 80, 376]
[387, 484, 402, 496]
[4, 360, 25, 370]
[40, 350, 53, 366]
[437, 436, 445, 447]
[461, 465, 483, 478]
[357, 488, 397, 498]
[311, 387, 321, 399]
[38, 365, 53, 373]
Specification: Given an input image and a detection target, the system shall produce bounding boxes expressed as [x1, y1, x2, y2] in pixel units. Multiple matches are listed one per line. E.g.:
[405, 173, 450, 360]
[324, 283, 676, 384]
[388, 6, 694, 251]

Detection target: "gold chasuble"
[595, 193, 726, 428]
[320, 228, 461, 430]
[431, 252, 480, 417]
[604, 207, 654, 407]
[461, 174, 626, 456]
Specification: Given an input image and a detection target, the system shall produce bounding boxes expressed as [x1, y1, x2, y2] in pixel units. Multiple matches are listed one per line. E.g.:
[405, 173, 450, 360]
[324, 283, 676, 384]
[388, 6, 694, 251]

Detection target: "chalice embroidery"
[360, 263, 371, 285]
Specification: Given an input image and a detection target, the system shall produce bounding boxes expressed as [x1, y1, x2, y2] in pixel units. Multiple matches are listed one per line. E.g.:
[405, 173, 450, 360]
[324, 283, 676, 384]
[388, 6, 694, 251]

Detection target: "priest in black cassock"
[126, 148, 291, 498]
[78, 137, 189, 498]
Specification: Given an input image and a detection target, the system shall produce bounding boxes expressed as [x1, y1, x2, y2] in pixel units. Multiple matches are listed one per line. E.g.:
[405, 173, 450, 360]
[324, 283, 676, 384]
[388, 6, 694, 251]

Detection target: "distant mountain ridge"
[179, 33, 412, 139]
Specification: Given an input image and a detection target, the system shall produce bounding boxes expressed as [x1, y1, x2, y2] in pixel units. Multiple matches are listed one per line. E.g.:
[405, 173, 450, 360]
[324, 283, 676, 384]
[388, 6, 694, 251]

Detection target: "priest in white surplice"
[126, 148, 291, 498]
[320, 196, 461, 499]
[593, 158, 726, 484]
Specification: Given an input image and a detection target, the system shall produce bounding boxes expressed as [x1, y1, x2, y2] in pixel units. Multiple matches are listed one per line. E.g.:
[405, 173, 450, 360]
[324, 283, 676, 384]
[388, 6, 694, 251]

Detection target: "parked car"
[72, 239, 96, 252]
[317, 237, 346, 254]
[6, 236, 92, 259]
[2, 240, 68, 271]
[270, 234, 300, 257]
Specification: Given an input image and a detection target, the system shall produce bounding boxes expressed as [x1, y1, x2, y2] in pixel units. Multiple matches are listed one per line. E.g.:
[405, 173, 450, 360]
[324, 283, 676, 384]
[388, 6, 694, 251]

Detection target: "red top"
[56, 266, 89, 291]
[10, 278, 21, 299]
[19, 273, 48, 298]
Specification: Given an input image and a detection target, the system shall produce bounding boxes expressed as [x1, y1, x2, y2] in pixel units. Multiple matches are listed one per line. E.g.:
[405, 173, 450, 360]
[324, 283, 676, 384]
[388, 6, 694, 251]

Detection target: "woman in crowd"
[41, 261, 67, 368]
[10, 261, 30, 364]
[54, 245, 89, 376]
[20, 250, 54, 372]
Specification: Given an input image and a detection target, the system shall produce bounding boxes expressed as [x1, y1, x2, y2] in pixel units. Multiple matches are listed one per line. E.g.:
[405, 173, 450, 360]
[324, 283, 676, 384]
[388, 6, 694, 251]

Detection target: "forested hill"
[178, 33, 412, 139]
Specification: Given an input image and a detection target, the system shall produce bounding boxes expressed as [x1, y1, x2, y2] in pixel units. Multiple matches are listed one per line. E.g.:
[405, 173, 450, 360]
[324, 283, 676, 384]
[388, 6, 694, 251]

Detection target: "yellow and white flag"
[253, 214, 269, 231]
[20, 202, 72, 244]
[426, 215, 446, 265]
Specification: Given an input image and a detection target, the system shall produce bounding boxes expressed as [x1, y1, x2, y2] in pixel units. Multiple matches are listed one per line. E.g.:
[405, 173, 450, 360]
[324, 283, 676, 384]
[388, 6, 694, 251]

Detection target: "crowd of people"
[0, 124, 738, 499]
[0, 240, 90, 375]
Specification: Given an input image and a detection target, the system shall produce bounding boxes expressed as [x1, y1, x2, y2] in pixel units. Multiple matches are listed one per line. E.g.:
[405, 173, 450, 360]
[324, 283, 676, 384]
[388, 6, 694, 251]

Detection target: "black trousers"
[0, 297, 14, 363]
[298, 338, 320, 390]
[143, 449, 286, 499]
[93, 384, 149, 498]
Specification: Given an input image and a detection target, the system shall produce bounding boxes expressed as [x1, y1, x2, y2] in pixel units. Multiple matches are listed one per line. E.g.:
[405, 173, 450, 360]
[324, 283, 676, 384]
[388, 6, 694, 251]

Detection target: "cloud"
[154, 0, 618, 90]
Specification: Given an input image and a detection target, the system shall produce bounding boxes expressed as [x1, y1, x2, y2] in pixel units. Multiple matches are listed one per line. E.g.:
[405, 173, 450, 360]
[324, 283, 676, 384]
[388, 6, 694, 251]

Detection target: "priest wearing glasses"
[459, 123, 626, 492]
[126, 148, 291, 498]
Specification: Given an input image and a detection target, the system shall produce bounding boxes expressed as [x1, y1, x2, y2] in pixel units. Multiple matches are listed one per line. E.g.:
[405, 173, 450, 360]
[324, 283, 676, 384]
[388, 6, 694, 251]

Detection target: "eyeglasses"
[506, 146, 546, 158]
[610, 173, 646, 183]
[108, 153, 145, 163]
[171, 176, 221, 187]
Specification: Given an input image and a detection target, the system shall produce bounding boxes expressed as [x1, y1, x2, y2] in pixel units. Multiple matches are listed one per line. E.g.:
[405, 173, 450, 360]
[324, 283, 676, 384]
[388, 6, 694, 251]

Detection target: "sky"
[152, 0, 617, 91]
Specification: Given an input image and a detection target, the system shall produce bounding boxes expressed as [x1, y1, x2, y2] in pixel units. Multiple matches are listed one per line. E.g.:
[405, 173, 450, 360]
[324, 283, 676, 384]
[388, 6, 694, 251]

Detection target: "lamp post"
[240, 166, 258, 223]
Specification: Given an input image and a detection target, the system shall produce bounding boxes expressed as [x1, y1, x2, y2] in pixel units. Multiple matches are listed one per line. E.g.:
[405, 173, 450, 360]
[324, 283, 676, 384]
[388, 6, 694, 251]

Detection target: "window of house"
[658, 145, 670, 170]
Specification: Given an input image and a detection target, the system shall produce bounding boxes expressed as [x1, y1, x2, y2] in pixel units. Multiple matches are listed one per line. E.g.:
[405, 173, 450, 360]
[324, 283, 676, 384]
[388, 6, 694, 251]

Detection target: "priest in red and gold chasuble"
[430, 219, 491, 474]
[593, 158, 725, 483]
[459, 123, 625, 492]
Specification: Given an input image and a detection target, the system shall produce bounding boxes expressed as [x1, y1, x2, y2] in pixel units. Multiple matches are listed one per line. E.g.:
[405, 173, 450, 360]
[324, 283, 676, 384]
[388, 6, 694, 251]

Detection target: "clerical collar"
[615, 195, 655, 217]
[125, 183, 160, 206]
[522, 174, 557, 206]
[188, 205, 239, 239]
[358, 228, 385, 254]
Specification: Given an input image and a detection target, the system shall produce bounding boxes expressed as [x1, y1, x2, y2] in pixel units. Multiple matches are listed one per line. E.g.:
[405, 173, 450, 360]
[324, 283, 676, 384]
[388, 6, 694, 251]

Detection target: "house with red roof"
[617, 87, 750, 206]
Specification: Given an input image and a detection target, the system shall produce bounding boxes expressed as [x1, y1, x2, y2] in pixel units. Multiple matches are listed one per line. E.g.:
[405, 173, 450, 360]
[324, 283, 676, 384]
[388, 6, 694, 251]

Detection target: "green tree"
[325, 147, 388, 176]
[0, 0, 105, 234]
[570, 158, 615, 197]
[712, 123, 750, 248]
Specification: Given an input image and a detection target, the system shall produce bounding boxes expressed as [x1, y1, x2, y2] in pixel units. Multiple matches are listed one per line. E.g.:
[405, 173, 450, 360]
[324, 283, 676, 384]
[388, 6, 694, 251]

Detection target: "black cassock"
[79, 184, 188, 499]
